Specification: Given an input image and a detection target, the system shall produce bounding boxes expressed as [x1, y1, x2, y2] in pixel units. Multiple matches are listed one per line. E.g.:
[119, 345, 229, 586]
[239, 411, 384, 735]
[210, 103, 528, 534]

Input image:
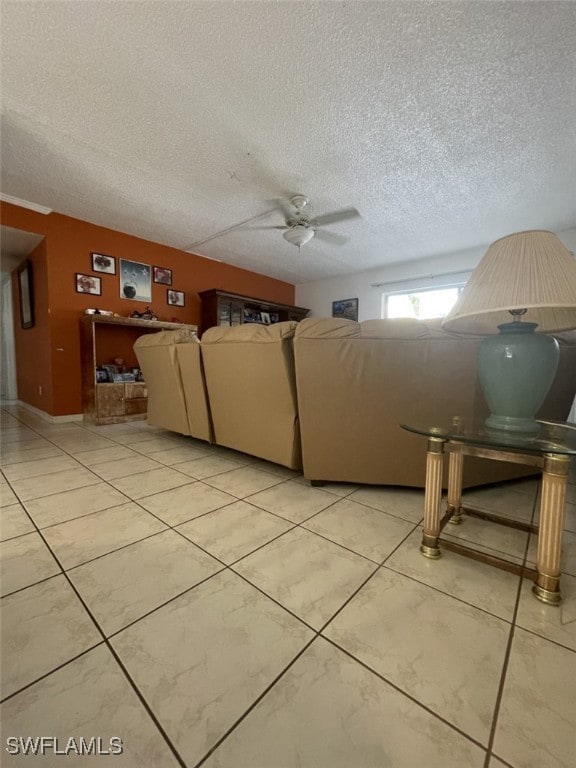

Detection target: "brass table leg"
[532, 453, 569, 605]
[420, 437, 445, 559]
[447, 450, 464, 525]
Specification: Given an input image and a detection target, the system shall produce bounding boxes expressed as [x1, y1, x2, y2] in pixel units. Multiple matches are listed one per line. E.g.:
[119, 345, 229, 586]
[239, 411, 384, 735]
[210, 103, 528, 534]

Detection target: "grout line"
[0, 445, 189, 767]
[20, 495, 134, 531]
[62, 528, 171, 573]
[0, 571, 64, 601]
[191, 635, 320, 768]
[2, 425, 325, 764]
[337, 492, 427, 526]
[322, 635, 488, 754]
[3, 407, 562, 767]
[482, 483, 540, 768]
[380, 563, 517, 626]
[2, 413, 385, 741]
[104, 565, 228, 639]
[487, 752, 516, 768]
[224, 568, 319, 634]
[315, 520, 421, 635]
[100, 643, 188, 768]
[0, 643, 105, 705]
[515, 624, 576, 655]
[2, 411, 317, 638]
[6, 479, 104, 503]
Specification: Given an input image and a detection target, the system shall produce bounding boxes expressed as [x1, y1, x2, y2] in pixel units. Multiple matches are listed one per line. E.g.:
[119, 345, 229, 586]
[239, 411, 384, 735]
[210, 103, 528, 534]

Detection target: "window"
[383, 286, 462, 320]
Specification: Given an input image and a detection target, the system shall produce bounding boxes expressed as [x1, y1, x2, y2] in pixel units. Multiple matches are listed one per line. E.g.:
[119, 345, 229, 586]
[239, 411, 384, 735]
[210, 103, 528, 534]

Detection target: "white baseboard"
[11, 400, 83, 424]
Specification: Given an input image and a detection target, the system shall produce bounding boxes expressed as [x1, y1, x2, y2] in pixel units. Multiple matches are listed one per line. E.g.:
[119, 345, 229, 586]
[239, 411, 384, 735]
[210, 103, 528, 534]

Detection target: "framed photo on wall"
[17, 260, 34, 329]
[153, 266, 172, 285]
[76, 273, 102, 296]
[167, 289, 185, 307]
[332, 298, 358, 321]
[119, 259, 151, 302]
[91, 252, 116, 274]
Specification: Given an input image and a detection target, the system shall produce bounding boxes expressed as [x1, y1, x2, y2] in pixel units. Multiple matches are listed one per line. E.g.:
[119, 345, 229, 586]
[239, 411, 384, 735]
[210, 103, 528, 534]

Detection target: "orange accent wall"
[2, 202, 295, 416]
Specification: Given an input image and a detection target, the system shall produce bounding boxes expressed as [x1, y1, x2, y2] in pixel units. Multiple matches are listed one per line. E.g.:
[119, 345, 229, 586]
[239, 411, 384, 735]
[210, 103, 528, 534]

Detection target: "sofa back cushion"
[134, 329, 197, 436]
[200, 321, 301, 468]
[294, 317, 538, 487]
[175, 342, 214, 442]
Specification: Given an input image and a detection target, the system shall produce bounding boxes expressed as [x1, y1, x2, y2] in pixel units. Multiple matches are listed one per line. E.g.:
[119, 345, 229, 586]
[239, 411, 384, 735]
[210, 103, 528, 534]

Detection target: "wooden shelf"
[80, 315, 197, 425]
[199, 289, 309, 335]
[83, 315, 190, 331]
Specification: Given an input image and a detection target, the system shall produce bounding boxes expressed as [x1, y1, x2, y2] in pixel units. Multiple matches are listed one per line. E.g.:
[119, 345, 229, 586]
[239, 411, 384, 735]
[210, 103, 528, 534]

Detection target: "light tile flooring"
[1, 405, 575, 768]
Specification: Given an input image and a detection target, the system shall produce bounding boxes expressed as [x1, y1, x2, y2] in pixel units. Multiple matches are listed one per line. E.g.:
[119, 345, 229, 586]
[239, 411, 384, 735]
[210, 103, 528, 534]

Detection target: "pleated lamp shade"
[442, 230, 576, 334]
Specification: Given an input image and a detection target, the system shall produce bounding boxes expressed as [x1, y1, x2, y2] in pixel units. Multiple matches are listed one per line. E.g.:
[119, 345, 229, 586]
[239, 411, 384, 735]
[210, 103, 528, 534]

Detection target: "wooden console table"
[80, 315, 197, 425]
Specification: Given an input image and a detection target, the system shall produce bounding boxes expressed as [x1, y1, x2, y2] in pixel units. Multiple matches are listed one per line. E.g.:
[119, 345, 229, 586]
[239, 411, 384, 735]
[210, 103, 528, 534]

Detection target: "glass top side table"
[401, 418, 576, 605]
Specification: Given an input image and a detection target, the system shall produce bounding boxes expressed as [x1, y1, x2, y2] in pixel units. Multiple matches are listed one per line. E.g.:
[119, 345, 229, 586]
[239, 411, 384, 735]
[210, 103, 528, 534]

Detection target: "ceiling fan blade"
[314, 229, 348, 245]
[312, 207, 361, 227]
[248, 225, 287, 230]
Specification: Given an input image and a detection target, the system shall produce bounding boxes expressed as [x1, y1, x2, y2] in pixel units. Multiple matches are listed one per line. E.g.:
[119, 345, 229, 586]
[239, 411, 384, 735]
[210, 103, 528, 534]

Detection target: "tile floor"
[1, 404, 575, 767]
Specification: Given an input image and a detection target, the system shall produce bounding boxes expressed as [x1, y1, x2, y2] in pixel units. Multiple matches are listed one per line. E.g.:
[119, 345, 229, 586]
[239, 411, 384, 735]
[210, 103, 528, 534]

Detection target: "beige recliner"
[200, 321, 302, 469]
[176, 342, 214, 442]
[134, 329, 212, 441]
[294, 317, 576, 488]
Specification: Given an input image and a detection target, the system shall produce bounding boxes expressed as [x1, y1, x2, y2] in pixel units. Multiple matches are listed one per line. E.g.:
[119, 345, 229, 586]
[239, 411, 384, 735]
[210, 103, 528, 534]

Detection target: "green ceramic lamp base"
[478, 319, 559, 433]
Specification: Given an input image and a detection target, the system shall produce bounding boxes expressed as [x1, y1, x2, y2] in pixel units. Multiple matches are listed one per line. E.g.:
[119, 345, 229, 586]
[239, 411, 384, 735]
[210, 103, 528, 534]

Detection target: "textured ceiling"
[1, 1, 575, 284]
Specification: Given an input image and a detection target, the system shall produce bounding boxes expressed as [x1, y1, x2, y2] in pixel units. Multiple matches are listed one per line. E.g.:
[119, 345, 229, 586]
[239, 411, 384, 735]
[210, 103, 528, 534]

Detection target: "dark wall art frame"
[167, 289, 185, 307]
[332, 297, 359, 321]
[91, 252, 116, 274]
[76, 273, 102, 296]
[17, 260, 34, 329]
[153, 266, 173, 285]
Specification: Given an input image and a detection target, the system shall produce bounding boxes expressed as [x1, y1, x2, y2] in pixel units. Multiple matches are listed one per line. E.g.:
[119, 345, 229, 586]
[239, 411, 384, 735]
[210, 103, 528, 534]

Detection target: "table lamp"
[442, 230, 576, 433]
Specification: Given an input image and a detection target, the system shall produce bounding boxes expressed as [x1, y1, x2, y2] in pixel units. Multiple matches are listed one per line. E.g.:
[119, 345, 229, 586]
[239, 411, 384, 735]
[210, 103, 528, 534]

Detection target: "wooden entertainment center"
[198, 289, 309, 334]
[80, 315, 197, 425]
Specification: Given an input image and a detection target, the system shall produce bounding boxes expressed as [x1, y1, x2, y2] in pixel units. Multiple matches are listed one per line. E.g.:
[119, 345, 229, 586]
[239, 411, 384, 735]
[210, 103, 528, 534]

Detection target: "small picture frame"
[76, 273, 102, 296]
[332, 297, 358, 321]
[17, 260, 34, 329]
[243, 308, 261, 323]
[91, 252, 116, 274]
[153, 266, 172, 285]
[167, 289, 185, 307]
[260, 311, 271, 325]
[102, 364, 119, 381]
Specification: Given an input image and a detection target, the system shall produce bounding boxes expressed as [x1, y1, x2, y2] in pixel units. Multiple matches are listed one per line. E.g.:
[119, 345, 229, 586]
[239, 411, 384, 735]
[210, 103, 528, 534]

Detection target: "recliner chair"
[134, 328, 212, 441]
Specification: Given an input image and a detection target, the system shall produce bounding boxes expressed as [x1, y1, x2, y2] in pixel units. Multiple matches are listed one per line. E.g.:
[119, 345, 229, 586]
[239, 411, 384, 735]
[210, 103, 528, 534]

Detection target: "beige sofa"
[293, 317, 576, 488]
[134, 318, 576, 486]
[134, 329, 213, 441]
[200, 322, 302, 469]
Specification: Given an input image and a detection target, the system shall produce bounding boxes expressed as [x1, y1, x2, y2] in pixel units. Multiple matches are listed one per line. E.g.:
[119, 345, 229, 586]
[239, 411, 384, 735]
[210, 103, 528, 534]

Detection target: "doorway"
[1, 225, 45, 401]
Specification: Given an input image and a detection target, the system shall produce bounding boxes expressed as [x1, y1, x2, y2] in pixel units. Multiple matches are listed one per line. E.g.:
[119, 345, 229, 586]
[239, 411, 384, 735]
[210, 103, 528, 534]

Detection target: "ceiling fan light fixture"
[283, 225, 314, 247]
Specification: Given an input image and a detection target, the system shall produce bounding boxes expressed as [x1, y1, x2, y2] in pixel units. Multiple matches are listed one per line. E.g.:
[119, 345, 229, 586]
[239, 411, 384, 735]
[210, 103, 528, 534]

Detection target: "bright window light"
[384, 287, 461, 320]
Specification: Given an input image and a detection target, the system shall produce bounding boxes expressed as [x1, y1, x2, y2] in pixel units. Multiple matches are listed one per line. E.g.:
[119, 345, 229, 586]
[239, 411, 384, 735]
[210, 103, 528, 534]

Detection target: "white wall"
[295, 228, 576, 320]
[1, 279, 18, 400]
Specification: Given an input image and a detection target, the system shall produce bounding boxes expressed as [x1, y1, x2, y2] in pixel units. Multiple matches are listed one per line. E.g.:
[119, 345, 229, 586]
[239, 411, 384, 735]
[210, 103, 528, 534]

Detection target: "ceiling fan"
[252, 194, 361, 248]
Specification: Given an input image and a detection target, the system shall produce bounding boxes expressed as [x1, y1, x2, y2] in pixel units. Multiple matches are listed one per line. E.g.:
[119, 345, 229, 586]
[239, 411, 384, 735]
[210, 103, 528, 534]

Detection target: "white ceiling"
[1, 1, 575, 285]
